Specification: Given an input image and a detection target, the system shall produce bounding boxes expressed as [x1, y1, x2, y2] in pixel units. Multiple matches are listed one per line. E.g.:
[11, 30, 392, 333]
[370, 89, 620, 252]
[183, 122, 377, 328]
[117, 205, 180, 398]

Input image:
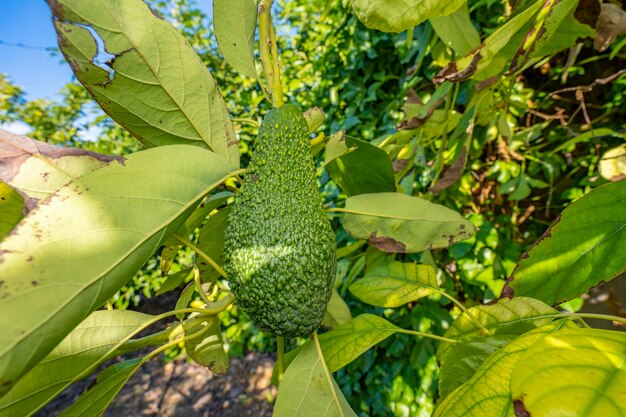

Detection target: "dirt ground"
[37, 352, 276, 417]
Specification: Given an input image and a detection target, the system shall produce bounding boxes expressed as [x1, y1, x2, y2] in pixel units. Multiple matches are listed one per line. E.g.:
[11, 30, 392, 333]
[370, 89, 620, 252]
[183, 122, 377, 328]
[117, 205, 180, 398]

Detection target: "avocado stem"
[173, 233, 228, 279]
[277, 335, 285, 384]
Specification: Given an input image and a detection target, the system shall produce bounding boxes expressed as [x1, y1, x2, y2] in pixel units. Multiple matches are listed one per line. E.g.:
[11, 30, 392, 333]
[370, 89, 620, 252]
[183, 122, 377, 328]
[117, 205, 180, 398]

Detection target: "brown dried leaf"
[0, 129, 122, 211]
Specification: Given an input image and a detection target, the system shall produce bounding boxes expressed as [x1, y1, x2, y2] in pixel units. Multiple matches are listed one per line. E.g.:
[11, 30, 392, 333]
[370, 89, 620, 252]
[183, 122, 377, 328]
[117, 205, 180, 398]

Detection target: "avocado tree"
[0, 0, 625, 416]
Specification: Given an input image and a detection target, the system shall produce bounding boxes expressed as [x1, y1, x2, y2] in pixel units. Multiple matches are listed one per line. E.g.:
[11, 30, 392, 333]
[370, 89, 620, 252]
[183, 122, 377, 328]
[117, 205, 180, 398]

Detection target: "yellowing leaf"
[349, 261, 438, 307]
[0, 129, 120, 211]
[0, 145, 236, 396]
[350, 0, 465, 33]
[511, 328, 626, 417]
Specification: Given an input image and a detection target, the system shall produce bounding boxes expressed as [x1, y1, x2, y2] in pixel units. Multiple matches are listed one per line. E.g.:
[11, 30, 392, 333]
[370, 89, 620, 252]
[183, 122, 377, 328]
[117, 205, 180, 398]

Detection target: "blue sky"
[0, 0, 214, 100]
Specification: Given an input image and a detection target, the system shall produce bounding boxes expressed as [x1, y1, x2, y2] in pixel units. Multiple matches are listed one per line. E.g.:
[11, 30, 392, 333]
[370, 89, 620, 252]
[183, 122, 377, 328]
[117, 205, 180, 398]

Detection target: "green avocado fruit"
[223, 104, 336, 337]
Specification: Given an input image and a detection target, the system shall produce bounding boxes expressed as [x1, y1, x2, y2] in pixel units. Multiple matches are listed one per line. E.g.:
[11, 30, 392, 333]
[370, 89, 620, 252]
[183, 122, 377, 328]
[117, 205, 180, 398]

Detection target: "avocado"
[223, 104, 336, 337]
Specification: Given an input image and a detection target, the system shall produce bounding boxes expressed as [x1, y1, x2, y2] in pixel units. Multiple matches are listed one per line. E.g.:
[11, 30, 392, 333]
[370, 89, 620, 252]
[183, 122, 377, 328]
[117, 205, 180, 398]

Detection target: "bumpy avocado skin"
[223, 104, 336, 337]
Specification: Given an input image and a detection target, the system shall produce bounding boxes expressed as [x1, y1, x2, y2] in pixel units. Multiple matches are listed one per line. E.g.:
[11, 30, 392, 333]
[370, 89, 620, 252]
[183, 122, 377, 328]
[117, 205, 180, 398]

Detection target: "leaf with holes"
[0, 129, 121, 212]
[503, 180, 626, 305]
[341, 192, 475, 253]
[48, 0, 239, 166]
[350, 0, 465, 33]
[349, 261, 438, 308]
[0, 310, 154, 417]
[273, 339, 357, 417]
[510, 328, 626, 416]
[0, 145, 236, 396]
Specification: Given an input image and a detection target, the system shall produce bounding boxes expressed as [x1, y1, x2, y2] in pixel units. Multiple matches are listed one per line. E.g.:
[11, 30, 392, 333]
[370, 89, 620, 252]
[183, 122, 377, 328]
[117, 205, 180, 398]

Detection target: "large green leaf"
[0, 129, 120, 211]
[273, 339, 357, 417]
[434, 322, 570, 417]
[325, 134, 396, 196]
[510, 328, 626, 417]
[0, 310, 154, 417]
[0, 145, 236, 396]
[319, 314, 400, 372]
[350, 0, 465, 33]
[503, 180, 626, 305]
[58, 358, 142, 417]
[434, 0, 544, 83]
[341, 192, 475, 253]
[349, 261, 438, 307]
[0, 183, 23, 242]
[430, 4, 481, 57]
[48, 0, 239, 167]
[437, 297, 558, 360]
[214, 0, 258, 78]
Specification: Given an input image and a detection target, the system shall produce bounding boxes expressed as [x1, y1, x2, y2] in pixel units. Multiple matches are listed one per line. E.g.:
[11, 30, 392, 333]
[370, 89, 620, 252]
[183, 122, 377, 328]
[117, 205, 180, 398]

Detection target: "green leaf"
[0, 310, 153, 417]
[0, 183, 23, 242]
[182, 191, 233, 236]
[57, 358, 142, 417]
[156, 267, 193, 295]
[321, 291, 352, 329]
[303, 108, 326, 133]
[433, 322, 570, 417]
[438, 334, 513, 402]
[510, 328, 626, 416]
[273, 339, 357, 417]
[319, 314, 400, 373]
[49, 0, 239, 167]
[434, 0, 544, 83]
[350, 0, 465, 33]
[349, 261, 438, 308]
[197, 206, 231, 282]
[503, 180, 626, 305]
[509, 0, 579, 73]
[326, 134, 396, 196]
[184, 316, 229, 375]
[159, 245, 178, 276]
[430, 4, 481, 57]
[341, 192, 476, 253]
[0, 145, 236, 396]
[214, 0, 258, 78]
[0, 129, 120, 211]
[437, 297, 558, 361]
